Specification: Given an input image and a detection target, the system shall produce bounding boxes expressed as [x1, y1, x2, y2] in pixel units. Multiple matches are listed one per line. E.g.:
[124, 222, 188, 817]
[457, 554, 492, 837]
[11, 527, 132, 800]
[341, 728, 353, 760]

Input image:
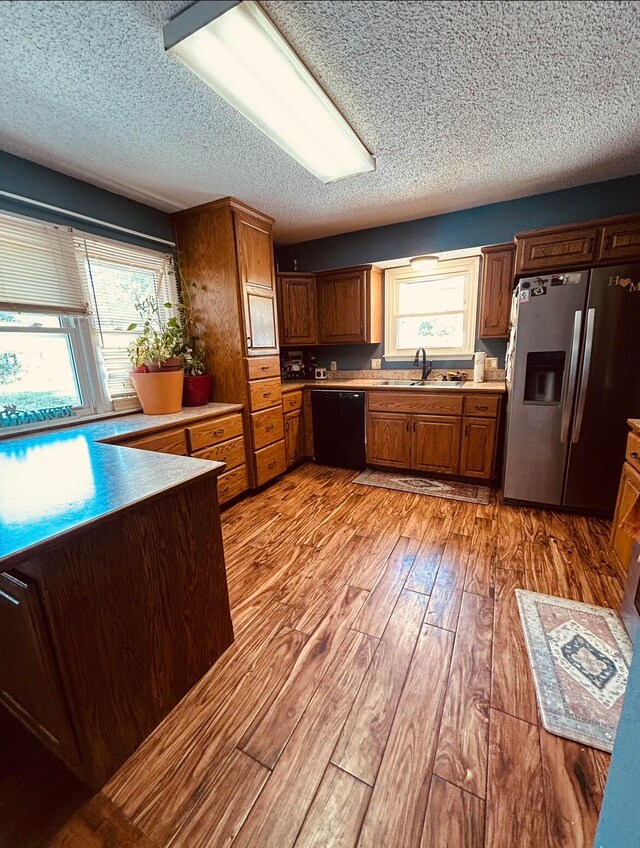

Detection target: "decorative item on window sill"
[180, 276, 213, 407]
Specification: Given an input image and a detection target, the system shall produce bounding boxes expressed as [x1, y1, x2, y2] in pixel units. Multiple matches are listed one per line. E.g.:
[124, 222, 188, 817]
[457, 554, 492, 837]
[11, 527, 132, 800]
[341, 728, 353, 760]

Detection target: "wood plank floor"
[10, 461, 624, 848]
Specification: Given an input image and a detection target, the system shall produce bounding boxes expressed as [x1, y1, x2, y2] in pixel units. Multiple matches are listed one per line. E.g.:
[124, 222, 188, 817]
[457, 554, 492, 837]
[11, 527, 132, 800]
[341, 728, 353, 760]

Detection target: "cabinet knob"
[266, 424, 274, 432]
[631, 451, 639, 460]
[268, 460, 276, 469]
[263, 391, 272, 398]
[213, 428, 224, 437]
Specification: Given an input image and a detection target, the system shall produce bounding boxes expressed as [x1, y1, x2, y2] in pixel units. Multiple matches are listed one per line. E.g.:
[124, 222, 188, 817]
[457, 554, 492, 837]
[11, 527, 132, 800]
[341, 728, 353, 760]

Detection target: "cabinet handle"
[604, 234, 613, 251]
[406, 420, 410, 432]
[586, 237, 594, 254]
[413, 420, 416, 433]
[263, 391, 272, 398]
[0, 589, 19, 605]
[268, 460, 276, 469]
[260, 365, 270, 370]
[465, 424, 469, 436]
[476, 405, 488, 410]
[265, 424, 274, 432]
[213, 428, 224, 437]
[631, 451, 639, 460]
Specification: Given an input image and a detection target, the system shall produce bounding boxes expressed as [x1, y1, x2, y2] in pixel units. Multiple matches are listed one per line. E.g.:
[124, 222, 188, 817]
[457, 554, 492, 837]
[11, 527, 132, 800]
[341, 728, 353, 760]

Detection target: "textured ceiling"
[1, 1, 639, 244]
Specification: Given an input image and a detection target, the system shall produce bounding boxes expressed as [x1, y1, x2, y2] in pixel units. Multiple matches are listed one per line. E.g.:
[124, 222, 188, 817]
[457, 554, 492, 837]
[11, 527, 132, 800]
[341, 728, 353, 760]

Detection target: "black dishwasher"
[311, 390, 366, 470]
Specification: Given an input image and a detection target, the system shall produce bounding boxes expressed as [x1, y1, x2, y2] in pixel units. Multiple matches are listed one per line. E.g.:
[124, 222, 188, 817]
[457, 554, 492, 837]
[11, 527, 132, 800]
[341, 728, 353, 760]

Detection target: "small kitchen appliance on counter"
[314, 366, 327, 380]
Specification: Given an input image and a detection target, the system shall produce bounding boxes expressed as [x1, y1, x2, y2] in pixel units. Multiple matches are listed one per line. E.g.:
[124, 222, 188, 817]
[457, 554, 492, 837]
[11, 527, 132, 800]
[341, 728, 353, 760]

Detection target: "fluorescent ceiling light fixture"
[164, 0, 375, 183]
[410, 255, 439, 270]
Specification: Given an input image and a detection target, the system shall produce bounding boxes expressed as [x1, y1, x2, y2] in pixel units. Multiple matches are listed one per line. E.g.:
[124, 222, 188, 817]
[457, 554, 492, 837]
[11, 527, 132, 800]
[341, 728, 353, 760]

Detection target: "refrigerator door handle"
[561, 310, 583, 444]
[571, 307, 595, 444]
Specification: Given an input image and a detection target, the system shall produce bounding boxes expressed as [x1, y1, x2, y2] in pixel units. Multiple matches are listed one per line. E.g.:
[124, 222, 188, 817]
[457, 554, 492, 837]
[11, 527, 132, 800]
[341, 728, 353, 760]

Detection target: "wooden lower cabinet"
[459, 416, 497, 479]
[367, 412, 411, 468]
[284, 410, 305, 467]
[255, 440, 287, 486]
[611, 461, 640, 574]
[217, 464, 249, 505]
[412, 415, 461, 475]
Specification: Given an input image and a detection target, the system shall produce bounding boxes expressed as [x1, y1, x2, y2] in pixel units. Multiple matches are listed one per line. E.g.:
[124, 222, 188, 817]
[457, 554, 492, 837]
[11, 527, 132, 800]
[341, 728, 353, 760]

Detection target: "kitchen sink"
[375, 380, 465, 388]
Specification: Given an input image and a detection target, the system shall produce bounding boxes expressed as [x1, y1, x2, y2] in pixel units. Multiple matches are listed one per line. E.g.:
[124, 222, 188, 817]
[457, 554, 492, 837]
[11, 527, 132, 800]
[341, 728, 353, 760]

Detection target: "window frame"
[384, 256, 480, 361]
[0, 312, 109, 434]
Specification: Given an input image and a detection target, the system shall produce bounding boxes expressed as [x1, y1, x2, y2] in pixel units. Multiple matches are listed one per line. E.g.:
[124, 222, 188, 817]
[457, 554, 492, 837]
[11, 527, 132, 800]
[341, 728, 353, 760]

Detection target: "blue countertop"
[0, 404, 242, 568]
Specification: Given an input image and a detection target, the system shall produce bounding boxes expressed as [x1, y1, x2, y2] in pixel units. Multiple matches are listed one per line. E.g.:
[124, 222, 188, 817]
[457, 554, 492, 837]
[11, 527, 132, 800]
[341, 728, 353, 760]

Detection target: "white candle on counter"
[473, 351, 487, 383]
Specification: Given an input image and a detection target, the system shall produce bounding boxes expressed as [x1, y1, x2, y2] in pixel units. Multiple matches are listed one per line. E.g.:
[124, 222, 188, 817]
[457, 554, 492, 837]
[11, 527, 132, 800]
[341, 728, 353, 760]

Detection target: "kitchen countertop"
[281, 379, 506, 393]
[0, 403, 242, 568]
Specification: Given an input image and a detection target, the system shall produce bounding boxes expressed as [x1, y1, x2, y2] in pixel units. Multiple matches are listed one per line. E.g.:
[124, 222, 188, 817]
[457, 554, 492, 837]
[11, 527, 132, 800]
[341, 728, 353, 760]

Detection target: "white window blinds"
[0, 210, 88, 314]
[73, 233, 178, 399]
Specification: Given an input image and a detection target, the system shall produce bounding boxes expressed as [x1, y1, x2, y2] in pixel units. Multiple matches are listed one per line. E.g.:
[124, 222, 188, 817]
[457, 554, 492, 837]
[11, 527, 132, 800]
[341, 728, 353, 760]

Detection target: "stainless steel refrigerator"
[503, 264, 640, 514]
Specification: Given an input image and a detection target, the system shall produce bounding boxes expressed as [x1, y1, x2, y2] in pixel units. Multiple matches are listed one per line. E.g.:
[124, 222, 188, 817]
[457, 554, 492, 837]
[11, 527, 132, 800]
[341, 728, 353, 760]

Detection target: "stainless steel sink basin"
[375, 380, 465, 388]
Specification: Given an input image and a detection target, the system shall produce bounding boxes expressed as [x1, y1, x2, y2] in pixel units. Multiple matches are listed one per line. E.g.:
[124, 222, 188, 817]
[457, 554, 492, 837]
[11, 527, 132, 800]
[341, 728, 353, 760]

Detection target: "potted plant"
[127, 297, 185, 415]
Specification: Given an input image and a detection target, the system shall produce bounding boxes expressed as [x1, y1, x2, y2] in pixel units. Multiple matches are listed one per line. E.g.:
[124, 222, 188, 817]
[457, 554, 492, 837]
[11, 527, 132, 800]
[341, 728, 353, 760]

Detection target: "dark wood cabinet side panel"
[29, 477, 233, 789]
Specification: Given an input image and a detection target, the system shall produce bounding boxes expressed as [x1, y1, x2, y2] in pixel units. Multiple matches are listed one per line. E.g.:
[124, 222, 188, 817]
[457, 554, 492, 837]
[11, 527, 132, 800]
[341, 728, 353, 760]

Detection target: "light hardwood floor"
[23, 462, 625, 847]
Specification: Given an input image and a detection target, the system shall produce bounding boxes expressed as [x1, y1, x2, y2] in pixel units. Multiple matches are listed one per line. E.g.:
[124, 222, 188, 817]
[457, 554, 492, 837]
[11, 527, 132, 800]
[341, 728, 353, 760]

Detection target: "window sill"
[0, 404, 141, 442]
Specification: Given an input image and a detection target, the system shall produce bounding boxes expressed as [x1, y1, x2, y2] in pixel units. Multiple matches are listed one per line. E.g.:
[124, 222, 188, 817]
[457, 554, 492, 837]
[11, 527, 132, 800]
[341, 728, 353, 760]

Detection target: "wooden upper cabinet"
[234, 211, 279, 356]
[479, 244, 515, 338]
[411, 414, 461, 475]
[598, 220, 640, 263]
[316, 265, 383, 344]
[277, 273, 317, 346]
[515, 225, 599, 274]
[0, 571, 78, 766]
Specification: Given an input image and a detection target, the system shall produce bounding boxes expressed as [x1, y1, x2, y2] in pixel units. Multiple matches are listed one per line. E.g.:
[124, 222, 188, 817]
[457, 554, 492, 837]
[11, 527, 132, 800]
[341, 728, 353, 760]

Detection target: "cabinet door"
[460, 416, 496, 479]
[479, 245, 515, 338]
[0, 571, 78, 765]
[611, 463, 640, 574]
[317, 271, 366, 343]
[411, 415, 461, 475]
[235, 211, 279, 356]
[284, 410, 304, 467]
[367, 412, 411, 468]
[598, 220, 640, 263]
[515, 227, 598, 274]
[278, 274, 317, 345]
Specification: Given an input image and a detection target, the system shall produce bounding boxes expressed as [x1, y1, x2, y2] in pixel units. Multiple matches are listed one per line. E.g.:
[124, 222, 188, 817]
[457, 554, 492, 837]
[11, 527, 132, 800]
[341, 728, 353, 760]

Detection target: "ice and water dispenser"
[523, 351, 565, 404]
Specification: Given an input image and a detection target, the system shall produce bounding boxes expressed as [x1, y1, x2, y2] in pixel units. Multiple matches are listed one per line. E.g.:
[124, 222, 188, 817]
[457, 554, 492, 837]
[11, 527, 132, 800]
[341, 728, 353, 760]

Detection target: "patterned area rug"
[516, 590, 633, 751]
[352, 469, 491, 504]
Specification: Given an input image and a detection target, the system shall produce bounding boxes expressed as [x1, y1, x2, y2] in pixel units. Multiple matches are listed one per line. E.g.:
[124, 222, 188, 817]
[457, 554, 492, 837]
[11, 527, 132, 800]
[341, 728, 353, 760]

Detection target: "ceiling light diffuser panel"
[165, 0, 375, 183]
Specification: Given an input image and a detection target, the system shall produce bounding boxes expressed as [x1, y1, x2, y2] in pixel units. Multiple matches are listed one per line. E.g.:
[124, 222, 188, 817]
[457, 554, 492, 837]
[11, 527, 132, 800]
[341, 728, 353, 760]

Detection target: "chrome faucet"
[413, 347, 432, 381]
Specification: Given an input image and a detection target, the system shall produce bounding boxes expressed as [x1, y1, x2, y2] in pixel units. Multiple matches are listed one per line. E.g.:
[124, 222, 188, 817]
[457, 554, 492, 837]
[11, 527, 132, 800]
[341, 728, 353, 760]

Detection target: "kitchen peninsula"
[0, 404, 239, 789]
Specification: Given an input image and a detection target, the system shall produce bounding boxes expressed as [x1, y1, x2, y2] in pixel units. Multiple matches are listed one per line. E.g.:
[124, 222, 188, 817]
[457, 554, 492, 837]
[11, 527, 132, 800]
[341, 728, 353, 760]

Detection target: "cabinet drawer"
[252, 406, 285, 450]
[249, 377, 282, 412]
[255, 440, 286, 486]
[626, 432, 640, 476]
[245, 355, 281, 381]
[282, 390, 303, 412]
[464, 395, 500, 417]
[187, 413, 243, 452]
[217, 465, 248, 505]
[367, 391, 463, 415]
[122, 427, 187, 455]
[191, 436, 245, 471]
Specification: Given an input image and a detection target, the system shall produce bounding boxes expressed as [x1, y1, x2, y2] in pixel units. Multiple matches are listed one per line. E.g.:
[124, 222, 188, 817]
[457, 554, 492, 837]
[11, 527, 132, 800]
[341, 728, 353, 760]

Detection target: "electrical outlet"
[371, 358, 382, 370]
[330, 361, 337, 371]
[485, 357, 499, 369]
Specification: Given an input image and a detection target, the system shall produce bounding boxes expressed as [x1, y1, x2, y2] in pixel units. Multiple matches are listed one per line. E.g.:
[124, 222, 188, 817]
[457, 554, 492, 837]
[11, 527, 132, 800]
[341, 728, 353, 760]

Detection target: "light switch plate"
[330, 361, 337, 371]
[371, 358, 382, 369]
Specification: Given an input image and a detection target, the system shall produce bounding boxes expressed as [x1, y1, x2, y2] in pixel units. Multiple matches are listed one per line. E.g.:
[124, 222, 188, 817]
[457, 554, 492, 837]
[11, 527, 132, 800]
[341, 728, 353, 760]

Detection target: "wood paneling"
[121, 426, 187, 455]
[433, 591, 493, 798]
[366, 411, 411, 468]
[460, 416, 497, 479]
[412, 414, 461, 475]
[277, 273, 317, 346]
[515, 226, 599, 274]
[479, 243, 515, 339]
[245, 355, 281, 380]
[293, 764, 371, 848]
[249, 377, 282, 412]
[486, 709, 547, 848]
[191, 434, 245, 470]
[332, 589, 426, 785]
[252, 405, 285, 450]
[217, 464, 249, 505]
[368, 391, 463, 415]
[255, 440, 287, 486]
[187, 412, 243, 452]
[284, 410, 305, 467]
[421, 775, 485, 848]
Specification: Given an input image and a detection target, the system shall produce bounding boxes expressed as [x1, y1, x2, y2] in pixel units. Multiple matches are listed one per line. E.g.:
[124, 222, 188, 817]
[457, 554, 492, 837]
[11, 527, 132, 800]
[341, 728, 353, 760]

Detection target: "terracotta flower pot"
[183, 374, 213, 407]
[130, 370, 184, 414]
[144, 356, 183, 373]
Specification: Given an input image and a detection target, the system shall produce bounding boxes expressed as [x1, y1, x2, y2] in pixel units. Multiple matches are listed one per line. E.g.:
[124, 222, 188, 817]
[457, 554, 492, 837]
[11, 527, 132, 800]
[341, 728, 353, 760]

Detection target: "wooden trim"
[171, 196, 274, 225]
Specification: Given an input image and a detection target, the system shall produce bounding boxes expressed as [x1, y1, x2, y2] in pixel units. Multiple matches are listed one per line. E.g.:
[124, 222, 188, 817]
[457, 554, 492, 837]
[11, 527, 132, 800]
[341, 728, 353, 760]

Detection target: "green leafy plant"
[127, 295, 186, 368]
[177, 268, 210, 377]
